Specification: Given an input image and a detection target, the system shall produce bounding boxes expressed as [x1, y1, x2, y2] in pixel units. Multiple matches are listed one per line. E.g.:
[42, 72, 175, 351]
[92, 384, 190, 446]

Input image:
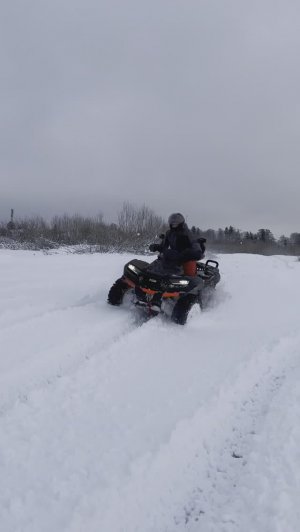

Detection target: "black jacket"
[154, 224, 205, 265]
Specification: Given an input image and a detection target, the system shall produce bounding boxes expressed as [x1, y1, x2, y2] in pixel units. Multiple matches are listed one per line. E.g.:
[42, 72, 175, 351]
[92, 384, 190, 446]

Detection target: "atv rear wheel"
[107, 278, 129, 306]
[171, 294, 197, 325]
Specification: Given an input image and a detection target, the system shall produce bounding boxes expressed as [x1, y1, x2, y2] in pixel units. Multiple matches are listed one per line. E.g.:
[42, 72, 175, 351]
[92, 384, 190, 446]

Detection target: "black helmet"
[168, 212, 185, 229]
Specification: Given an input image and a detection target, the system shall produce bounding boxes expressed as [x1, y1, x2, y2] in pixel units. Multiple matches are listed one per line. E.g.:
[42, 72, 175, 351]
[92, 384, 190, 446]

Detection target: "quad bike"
[107, 251, 221, 325]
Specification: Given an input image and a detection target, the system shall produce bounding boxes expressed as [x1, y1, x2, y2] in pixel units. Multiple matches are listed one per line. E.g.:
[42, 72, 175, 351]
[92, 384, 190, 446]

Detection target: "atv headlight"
[169, 279, 189, 287]
[128, 264, 139, 274]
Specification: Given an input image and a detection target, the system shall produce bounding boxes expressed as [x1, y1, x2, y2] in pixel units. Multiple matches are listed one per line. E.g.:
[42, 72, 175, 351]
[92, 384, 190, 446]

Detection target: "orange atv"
[107, 257, 220, 325]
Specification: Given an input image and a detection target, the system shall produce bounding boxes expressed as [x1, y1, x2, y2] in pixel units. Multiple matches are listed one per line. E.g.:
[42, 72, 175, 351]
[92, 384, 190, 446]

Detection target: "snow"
[0, 250, 300, 532]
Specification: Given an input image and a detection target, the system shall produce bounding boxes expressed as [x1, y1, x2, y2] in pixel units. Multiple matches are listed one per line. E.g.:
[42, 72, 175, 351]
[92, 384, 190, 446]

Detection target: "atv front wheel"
[171, 294, 197, 325]
[107, 278, 129, 306]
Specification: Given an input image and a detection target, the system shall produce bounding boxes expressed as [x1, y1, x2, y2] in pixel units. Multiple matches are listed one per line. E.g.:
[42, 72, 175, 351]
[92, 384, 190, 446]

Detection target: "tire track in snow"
[175, 331, 300, 531]
[0, 303, 149, 417]
[80, 330, 300, 532]
[0, 315, 164, 532]
[0, 292, 100, 331]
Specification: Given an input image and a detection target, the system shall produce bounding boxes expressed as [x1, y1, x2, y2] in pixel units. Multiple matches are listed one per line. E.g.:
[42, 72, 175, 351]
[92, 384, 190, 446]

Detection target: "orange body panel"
[141, 287, 180, 298]
[124, 277, 179, 298]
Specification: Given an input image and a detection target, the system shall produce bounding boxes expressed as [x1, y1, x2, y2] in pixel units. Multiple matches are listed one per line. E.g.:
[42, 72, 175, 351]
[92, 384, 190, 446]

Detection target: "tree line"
[190, 225, 300, 255]
[0, 203, 166, 252]
[1, 204, 300, 255]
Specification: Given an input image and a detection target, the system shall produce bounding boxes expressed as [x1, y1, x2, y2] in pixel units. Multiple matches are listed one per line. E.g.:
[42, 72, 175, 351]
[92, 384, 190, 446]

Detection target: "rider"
[149, 213, 205, 276]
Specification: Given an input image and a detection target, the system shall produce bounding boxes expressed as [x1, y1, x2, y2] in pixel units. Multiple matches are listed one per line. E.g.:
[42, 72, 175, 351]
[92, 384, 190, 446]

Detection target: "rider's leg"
[183, 260, 197, 276]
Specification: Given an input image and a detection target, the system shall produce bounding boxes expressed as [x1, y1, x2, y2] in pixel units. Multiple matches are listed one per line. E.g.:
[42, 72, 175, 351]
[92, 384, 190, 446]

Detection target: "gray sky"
[1, 0, 300, 236]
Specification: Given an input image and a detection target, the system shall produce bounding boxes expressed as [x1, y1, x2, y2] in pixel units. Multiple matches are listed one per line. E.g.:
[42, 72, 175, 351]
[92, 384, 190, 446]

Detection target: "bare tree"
[118, 202, 165, 237]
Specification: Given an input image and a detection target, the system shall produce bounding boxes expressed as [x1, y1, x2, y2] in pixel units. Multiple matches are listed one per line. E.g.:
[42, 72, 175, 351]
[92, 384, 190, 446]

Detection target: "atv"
[107, 253, 220, 325]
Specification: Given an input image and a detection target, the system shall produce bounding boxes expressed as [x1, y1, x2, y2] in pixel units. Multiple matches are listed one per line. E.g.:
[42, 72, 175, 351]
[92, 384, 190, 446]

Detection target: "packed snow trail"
[0, 251, 299, 532]
[0, 252, 139, 413]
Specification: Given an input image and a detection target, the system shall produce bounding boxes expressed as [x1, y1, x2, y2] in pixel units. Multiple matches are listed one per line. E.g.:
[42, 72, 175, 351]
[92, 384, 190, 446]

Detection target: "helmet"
[168, 212, 185, 229]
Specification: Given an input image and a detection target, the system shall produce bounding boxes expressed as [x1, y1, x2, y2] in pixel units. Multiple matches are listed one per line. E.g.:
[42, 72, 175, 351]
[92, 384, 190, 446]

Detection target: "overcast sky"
[1, 0, 300, 235]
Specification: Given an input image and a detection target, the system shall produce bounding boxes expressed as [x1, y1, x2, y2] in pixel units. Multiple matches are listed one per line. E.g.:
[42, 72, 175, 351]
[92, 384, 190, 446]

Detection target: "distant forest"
[1, 203, 300, 256]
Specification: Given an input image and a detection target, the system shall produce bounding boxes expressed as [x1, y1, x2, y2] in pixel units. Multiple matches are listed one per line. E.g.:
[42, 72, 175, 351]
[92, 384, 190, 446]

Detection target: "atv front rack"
[123, 259, 195, 295]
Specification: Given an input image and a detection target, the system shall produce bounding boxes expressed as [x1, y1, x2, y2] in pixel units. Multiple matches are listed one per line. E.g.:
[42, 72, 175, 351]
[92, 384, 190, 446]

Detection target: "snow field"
[0, 250, 299, 531]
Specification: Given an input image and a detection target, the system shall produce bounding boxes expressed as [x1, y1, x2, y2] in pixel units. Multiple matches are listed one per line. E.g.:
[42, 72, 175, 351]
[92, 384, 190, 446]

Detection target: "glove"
[149, 243, 160, 252]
